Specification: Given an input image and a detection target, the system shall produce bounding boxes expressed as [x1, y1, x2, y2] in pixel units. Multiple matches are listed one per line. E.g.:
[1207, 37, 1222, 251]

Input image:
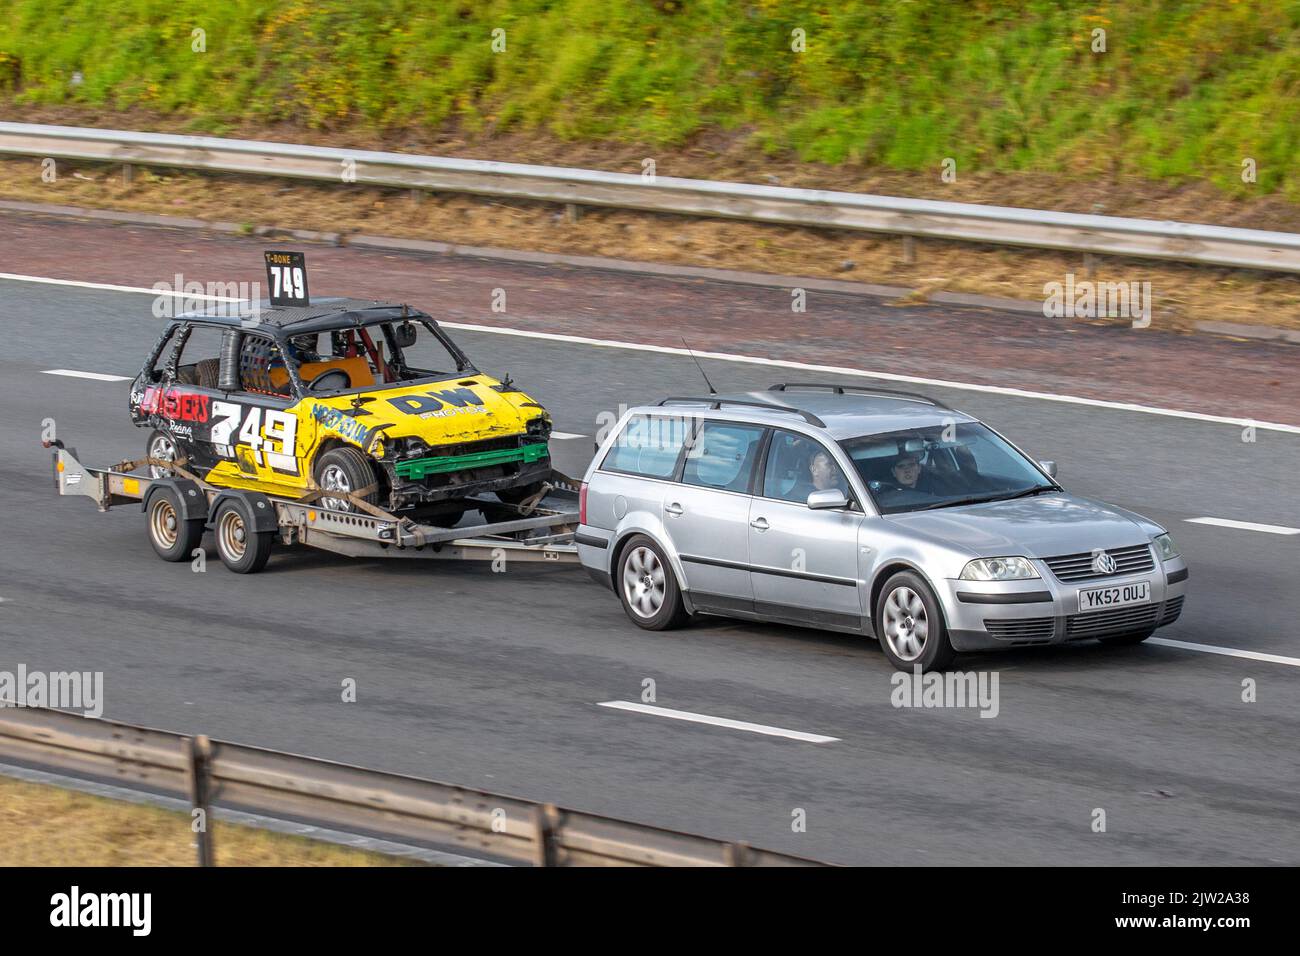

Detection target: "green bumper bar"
[394, 442, 550, 480]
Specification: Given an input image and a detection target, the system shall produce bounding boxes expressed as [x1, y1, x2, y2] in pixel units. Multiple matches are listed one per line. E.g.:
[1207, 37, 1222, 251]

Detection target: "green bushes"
[2, 0, 1297, 196]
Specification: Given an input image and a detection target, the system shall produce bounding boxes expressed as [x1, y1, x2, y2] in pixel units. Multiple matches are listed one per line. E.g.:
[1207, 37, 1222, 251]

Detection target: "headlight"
[959, 557, 1040, 581]
[1153, 533, 1179, 561]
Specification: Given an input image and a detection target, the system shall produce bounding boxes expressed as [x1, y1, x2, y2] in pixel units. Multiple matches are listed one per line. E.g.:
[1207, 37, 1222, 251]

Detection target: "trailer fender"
[142, 478, 207, 523]
[208, 490, 279, 533]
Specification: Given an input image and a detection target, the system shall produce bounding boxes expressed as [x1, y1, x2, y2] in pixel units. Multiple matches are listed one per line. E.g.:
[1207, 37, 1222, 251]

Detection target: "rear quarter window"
[601, 414, 690, 479]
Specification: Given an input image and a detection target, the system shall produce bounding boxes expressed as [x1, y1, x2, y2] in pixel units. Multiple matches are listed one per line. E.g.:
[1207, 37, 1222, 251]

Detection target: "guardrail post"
[533, 803, 561, 867]
[902, 235, 916, 265]
[122, 163, 134, 186]
[185, 735, 215, 867]
[565, 203, 581, 224]
[723, 841, 750, 866]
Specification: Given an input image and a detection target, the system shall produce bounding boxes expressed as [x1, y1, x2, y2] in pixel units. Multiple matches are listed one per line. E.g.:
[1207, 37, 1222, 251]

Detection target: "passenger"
[790, 449, 849, 501]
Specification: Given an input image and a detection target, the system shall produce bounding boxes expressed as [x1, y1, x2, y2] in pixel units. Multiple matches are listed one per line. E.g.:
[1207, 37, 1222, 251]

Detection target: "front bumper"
[939, 553, 1189, 652]
[382, 444, 552, 509]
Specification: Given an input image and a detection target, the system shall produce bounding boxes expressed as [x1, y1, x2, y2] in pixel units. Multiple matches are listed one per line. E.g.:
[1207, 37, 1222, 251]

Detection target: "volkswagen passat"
[574, 384, 1188, 671]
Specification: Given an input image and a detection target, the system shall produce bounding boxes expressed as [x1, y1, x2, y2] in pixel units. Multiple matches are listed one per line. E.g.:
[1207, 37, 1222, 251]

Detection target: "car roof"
[635, 388, 977, 440]
[172, 297, 429, 335]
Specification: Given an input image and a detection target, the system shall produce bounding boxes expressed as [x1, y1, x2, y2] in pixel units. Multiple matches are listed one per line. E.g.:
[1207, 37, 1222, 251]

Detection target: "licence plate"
[1078, 580, 1150, 612]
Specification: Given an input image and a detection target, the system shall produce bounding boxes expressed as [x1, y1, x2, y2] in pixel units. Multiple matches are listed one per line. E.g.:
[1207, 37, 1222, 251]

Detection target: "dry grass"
[3, 154, 1299, 333]
[0, 774, 418, 866]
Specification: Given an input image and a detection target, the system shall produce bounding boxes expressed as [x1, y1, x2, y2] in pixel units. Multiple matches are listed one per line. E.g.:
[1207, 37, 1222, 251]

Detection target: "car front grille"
[1043, 543, 1154, 582]
[1160, 595, 1185, 625]
[985, 617, 1056, 643]
[1066, 604, 1160, 638]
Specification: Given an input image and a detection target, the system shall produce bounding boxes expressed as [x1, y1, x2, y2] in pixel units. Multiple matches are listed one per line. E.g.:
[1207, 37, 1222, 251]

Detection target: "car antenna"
[681, 337, 717, 395]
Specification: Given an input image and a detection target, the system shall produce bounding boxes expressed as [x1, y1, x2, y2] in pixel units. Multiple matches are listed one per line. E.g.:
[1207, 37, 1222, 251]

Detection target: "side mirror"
[393, 321, 418, 348]
[807, 488, 849, 510]
[1038, 460, 1058, 479]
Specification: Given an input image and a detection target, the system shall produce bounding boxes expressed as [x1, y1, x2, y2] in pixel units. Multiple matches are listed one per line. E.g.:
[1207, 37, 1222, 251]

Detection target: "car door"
[748, 429, 865, 627]
[207, 331, 305, 491]
[660, 420, 766, 614]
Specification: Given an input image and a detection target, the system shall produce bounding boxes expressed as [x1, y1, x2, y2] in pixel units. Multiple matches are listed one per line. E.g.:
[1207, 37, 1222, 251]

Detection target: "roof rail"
[769, 382, 949, 409]
[656, 397, 827, 428]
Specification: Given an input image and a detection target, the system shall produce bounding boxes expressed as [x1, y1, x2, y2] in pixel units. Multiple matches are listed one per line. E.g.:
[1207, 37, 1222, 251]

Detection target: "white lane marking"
[41, 368, 130, 382]
[597, 700, 839, 743]
[4, 272, 1297, 435]
[1148, 638, 1300, 668]
[442, 323, 1300, 435]
[1184, 517, 1300, 536]
[551, 431, 586, 440]
[0, 272, 245, 300]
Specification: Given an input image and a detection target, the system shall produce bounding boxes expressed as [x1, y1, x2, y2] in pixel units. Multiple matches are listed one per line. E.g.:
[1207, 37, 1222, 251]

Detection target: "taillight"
[579, 482, 588, 525]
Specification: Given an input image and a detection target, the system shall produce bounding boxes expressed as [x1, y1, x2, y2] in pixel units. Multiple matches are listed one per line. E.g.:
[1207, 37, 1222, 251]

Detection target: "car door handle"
[665, 502, 684, 516]
[750, 517, 769, 531]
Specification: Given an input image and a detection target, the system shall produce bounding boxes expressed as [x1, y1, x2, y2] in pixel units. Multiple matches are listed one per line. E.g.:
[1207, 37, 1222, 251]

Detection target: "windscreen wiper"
[996, 485, 1059, 501]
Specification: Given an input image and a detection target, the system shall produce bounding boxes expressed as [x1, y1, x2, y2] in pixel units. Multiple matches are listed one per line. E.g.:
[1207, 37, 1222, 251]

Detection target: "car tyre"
[875, 570, 956, 672]
[496, 480, 547, 506]
[146, 487, 205, 562]
[1098, 627, 1155, 646]
[616, 534, 688, 631]
[146, 429, 181, 479]
[213, 499, 273, 574]
[313, 446, 382, 513]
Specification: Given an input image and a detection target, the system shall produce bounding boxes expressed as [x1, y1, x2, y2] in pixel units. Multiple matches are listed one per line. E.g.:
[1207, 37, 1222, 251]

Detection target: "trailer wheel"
[313, 446, 381, 513]
[146, 487, 205, 562]
[214, 499, 273, 573]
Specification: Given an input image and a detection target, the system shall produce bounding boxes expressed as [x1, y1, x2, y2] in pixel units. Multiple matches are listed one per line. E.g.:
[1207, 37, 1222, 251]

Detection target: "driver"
[890, 453, 924, 490]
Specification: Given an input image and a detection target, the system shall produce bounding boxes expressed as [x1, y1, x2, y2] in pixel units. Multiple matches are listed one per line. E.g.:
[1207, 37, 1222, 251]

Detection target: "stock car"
[130, 295, 553, 522]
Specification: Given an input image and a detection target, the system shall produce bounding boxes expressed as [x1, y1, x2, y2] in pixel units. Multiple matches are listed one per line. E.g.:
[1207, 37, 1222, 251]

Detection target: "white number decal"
[209, 403, 298, 474]
[271, 266, 305, 300]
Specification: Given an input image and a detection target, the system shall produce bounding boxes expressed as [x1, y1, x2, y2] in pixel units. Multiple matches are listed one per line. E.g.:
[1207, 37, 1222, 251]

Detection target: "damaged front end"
[376, 415, 553, 510]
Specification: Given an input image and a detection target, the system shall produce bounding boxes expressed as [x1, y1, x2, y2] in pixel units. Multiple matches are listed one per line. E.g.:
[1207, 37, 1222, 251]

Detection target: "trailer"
[46, 439, 580, 574]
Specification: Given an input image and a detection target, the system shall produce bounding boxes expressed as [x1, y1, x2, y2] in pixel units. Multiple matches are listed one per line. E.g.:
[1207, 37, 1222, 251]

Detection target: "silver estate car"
[575, 384, 1188, 671]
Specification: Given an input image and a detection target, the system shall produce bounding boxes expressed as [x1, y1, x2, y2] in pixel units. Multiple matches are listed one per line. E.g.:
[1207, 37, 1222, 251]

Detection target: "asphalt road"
[1, 227, 1298, 865]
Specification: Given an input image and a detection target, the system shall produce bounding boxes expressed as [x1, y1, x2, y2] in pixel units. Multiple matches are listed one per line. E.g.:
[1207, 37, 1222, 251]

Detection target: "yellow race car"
[130, 296, 553, 521]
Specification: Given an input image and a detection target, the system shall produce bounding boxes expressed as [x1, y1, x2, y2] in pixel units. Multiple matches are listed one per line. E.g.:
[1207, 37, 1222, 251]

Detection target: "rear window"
[602, 414, 690, 478]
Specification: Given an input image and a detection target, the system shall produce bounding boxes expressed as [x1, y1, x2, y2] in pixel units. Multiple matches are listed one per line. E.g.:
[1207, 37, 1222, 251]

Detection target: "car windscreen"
[289, 319, 467, 394]
[839, 422, 1055, 515]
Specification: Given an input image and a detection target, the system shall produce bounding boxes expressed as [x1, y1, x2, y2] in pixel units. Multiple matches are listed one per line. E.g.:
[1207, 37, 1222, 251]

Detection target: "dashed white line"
[3, 271, 1297, 435]
[597, 700, 839, 743]
[0, 272, 244, 300]
[551, 431, 587, 440]
[1148, 638, 1300, 668]
[1184, 517, 1300, 536]
[41, 369, 130, 382]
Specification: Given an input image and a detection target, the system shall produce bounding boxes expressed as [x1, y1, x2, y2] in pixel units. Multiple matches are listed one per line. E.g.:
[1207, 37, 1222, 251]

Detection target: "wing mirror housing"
[393, 321, 418, 349]
[1038, 460, 1058, 479]
[807, 488, 849, 510]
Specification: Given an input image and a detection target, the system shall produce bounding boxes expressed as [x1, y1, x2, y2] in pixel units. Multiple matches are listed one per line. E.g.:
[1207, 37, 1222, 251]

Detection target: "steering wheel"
[307, 369, 351, 393]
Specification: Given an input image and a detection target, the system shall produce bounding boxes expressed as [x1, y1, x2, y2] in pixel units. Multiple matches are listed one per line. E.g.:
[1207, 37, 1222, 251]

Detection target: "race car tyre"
[146, 487, 205, 563]
[1098, 627, 1156, 646]
[146, 430, 180, 479]
[616, 535, 688, 630]
[496, 481, 547, 506]
[313, 446, 382, 513]
[214, 499, 273, 574]
[876, 570, 956, 673]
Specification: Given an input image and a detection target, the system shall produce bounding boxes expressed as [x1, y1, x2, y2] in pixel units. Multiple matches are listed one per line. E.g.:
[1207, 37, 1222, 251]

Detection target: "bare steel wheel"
[875, 570, 955, 672]
[145, 486, 205, 562]
[213, 498, 273, 573]
[146, 430, 179, 478]
[615, 534, 688, 631]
